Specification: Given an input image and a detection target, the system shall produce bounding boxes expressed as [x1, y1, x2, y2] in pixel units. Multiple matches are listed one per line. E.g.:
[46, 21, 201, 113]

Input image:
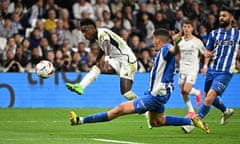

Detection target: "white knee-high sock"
[80, 65, 100, 89]
[189, 87, 200, 96]
[182, 94, 195, 112]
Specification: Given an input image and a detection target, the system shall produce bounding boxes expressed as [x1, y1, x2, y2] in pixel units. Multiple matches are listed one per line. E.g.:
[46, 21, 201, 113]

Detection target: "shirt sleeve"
[205, 31, 215, 51]
[162, 44, 174, 60]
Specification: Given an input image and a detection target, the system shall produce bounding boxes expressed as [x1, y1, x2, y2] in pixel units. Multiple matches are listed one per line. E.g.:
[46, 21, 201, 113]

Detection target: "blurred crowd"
[0, 0, 240, 73]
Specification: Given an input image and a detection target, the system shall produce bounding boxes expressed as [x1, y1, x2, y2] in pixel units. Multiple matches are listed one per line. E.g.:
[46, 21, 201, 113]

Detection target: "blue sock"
[212, 97, 226, 113]
[165, 116, 191, 126]
[198, 104, 211, 118]
[83, 112, 109, 123]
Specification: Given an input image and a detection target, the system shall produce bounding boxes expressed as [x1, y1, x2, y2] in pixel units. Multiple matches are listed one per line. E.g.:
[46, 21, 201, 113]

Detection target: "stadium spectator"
[135, 2, 154, 38]
[205, 13, 218, 33]
[137, 48, 153, 72]
[44, 9, 57, 33]
[72, 0, 95, 20]
[119, 29, 130, 42]
[122, 4, 137, 32]
[59, 8, 75, 31]
[46, 49, 56, 67]
[108, 0, 123, 19]
[158, 0, 176, 29]
[77, 42, 89, 66]
[180, 0, 192, 20]
[3, 49, 24, 72]
[111, 18, 124, 36]
[199, 24, 208, 45]
[49, 33, 61, 51]
[60, 39, 72, 57]
[14, 44, 28, 67]
[141, 12, 155, 47]
[4, 37, 17, 56]
[146, 0, 159, 15]
[44, 0, 60, 18]
[21, 38, 31, 61]
[1, 0, 11, 19]
[25, 46, 44, 72]
[11, 13, 24, 35]
[28, 0, 45, 27]
[153, 11, 171, 30]
[94, 0, 110, 21]
[60, 54, 75, 72]
[100, 10, 114, 29]
[8, 0, 27, 15]
[54, 49, 64, 71]
[13, 33, 23, 46]
[29, 27, 41, 50]
[173, 9, 185, 33]
[0, 17, 18, 38]
[35, 19, 51, 41]
[53, 19, 72, 46]
[86, 42, 99, 68]
[71, 51, 82, 72]
[38, 37, 52, 58]
[128, 34, 143, 58]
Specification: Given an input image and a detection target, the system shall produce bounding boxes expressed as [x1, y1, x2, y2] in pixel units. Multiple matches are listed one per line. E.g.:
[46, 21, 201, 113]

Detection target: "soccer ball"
[35, 60, 54, 79]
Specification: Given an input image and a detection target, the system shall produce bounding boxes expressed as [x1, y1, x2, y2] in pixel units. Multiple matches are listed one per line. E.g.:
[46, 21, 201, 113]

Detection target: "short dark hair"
[153, 28, 170, 38]
[80, 18, 96, 28]
[182, 19, 192, 26]
[153, 28, 170, 42]
[220, 5, 233, 15]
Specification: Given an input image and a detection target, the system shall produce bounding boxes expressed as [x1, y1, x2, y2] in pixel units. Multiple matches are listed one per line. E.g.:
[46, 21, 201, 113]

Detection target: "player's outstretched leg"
[220, 108, 234, 125]
[191, 115, 210, 134]
[70, 111, 80, 125]
[182, 112, 195, 133]
[144, 112, 152, 129]
[196, 90, 202, 106]
[66, 83, 84, 95]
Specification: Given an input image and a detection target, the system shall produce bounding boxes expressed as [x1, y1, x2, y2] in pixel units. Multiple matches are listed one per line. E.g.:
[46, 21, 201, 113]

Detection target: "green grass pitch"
[0, 108, 239, 144]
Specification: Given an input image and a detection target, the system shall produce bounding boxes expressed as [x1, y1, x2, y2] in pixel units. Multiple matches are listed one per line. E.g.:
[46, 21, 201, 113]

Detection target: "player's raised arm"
[102, 39, 111, 60]
[169, 32, 182, 55]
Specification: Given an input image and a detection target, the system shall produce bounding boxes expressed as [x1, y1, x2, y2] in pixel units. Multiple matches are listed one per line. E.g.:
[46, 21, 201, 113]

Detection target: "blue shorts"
[204, 70, 233, 96]
[133, 93, 171, 114]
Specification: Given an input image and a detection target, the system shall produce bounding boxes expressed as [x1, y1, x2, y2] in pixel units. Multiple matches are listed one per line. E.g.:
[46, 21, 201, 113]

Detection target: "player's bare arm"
[102, 40, 112, 71]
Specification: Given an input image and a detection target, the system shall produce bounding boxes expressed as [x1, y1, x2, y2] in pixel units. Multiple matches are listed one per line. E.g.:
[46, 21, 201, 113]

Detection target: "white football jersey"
[96, 28, 137, 63]
[178, 36, 205, 73]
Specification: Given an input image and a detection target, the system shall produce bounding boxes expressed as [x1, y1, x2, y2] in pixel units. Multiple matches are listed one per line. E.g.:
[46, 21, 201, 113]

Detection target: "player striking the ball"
[65, 18, 152, 128]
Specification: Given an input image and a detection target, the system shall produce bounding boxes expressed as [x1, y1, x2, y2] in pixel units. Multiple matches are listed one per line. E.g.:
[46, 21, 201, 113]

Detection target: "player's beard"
[219, 20, 231, 28]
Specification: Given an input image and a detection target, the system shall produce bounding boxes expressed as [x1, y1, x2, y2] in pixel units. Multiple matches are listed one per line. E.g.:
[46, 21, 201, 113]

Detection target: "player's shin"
[83, 112, 109, 124]
[80, 65, 100, 88]
[165, 116, 192, 126]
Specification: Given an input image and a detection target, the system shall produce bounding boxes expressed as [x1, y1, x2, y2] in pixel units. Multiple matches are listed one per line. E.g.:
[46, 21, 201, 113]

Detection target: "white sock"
[189, 88, 200, 96]
[80, 65, 100, 89]
[182, 94, 195, 112]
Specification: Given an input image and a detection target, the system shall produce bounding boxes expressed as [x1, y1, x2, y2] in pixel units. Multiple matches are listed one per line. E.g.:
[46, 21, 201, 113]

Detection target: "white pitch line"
[92, 138, 144, 144]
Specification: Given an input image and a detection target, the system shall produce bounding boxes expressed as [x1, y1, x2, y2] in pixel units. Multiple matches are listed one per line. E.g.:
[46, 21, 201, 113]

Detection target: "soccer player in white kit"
[65, 18, 152, 128]
[66, 18, 138, 100]
[175, 20, 205, 133]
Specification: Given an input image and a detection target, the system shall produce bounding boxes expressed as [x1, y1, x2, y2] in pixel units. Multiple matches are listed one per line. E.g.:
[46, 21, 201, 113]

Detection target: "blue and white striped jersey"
[148, 44, 175, 96]
[206, 27, 240, 73]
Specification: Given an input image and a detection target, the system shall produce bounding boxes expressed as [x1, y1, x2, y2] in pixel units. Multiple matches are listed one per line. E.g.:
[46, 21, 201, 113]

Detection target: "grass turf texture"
[0, 108, 239, 144]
